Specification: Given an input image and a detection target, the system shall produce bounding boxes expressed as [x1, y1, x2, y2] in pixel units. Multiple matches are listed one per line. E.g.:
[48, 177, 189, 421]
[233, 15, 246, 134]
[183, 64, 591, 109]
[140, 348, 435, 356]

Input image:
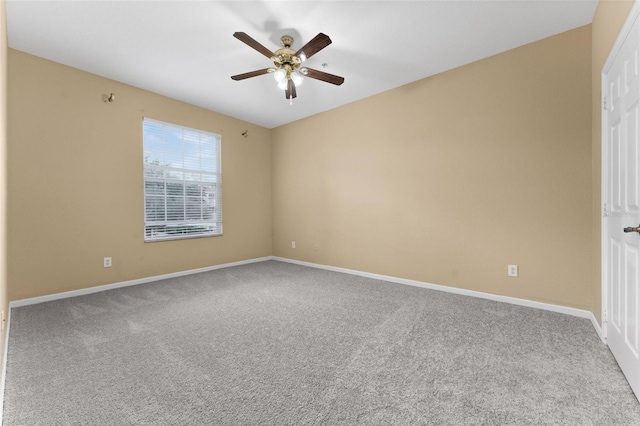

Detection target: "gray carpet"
[3, 260, 640, 425]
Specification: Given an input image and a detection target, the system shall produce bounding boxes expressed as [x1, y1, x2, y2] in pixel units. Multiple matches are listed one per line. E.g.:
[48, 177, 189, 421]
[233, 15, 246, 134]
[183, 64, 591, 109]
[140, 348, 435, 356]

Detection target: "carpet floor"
[3, 260, 640, 425]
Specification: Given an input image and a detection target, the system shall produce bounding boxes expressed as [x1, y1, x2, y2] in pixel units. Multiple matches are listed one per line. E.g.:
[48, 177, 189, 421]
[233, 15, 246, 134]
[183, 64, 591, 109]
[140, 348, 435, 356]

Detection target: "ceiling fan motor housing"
[272, 36, 301, 73]
[271, 37, 302, 80]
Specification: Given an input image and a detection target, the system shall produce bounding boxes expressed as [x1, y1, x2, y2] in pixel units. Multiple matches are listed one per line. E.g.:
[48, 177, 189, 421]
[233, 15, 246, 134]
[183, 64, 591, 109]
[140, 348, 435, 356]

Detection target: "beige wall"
[8, 4, 630, 318]
[7, 50, 272, 300]
[591, 1, 636, 323]
[273, 26, 593, 310]
[0, 0, 8, 378]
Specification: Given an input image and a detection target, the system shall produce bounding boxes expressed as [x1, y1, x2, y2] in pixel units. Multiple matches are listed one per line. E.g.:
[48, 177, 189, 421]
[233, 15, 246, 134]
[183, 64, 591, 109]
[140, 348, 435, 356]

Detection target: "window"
[143, 118, 222, 241]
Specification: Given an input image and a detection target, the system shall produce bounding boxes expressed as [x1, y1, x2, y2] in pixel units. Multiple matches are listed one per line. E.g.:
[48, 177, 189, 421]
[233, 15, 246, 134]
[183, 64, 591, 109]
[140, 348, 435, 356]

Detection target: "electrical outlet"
[508, 264, 519, 277]
[104, 257, 112, 268]
[291, 241, 296, 249]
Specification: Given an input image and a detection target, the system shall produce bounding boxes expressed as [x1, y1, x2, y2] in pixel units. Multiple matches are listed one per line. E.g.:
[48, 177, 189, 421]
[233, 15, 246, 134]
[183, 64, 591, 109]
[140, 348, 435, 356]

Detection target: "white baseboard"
[8, 254, 604, 337]
[9, 256, 273, 308]
[273, 256, 600, 331]
[590, 312, 606, 343]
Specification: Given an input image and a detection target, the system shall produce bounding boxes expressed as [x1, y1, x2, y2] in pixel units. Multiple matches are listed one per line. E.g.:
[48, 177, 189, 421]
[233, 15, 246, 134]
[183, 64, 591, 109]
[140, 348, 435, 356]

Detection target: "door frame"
[602, 0, 640, 344]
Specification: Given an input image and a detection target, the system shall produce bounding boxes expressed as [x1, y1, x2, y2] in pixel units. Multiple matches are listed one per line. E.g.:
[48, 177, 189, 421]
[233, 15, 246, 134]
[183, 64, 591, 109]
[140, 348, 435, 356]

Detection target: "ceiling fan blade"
[302, 68, 345, 86]
[285, 79, 297, 99]
[233, 32, 275, 59]
[231, 68, 272, 81]
[295, 33, 332, 61]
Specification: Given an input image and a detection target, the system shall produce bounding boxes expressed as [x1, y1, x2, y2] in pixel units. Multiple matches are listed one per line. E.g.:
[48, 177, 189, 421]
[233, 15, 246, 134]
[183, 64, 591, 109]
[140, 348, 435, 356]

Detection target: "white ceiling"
[6, 0, 598, 129]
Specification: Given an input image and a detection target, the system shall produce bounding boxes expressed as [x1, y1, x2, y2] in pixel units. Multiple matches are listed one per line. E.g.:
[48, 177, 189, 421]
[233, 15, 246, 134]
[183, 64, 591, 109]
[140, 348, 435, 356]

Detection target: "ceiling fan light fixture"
[291, 70, 303, 86]
[273, 68, 287, 83]
[277, 80, 288, 90]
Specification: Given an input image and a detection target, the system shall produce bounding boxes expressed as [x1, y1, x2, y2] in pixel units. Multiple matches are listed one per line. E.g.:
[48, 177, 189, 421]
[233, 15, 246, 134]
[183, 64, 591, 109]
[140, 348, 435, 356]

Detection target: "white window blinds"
[143, 118, 222, 242]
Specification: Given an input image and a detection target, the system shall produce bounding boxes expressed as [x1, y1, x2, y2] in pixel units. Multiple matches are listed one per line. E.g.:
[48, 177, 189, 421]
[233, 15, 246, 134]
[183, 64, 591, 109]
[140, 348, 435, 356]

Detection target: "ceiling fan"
[231, 32, 345, 101]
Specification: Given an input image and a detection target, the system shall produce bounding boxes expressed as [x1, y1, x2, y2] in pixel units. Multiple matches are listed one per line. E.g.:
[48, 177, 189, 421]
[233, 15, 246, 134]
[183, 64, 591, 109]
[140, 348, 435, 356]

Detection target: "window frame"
[142, 118, 223, 242]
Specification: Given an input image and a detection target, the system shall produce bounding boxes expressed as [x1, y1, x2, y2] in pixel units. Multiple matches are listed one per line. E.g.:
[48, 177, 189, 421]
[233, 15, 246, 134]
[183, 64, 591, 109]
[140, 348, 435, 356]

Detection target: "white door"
[605, 7, 640, 402]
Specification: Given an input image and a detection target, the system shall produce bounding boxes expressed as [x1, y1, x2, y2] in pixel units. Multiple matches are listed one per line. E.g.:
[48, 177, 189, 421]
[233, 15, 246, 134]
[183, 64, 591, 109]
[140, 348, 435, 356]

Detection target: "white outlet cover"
[508, 265, 519, 277]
